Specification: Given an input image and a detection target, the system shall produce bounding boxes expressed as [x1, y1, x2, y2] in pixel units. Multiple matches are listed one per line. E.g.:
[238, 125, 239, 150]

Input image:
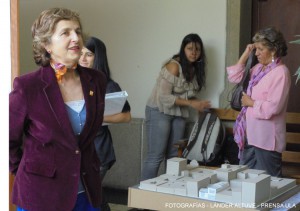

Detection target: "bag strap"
[200, 112, 218, 164]
[200, 112, 218, 154]
[227, 50, 258, 106]
[182, 111, 208, 157]
[240, 50, 258, 89]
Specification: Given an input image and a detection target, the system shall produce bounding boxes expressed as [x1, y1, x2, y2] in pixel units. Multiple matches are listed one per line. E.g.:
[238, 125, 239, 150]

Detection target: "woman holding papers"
[142, 33, 211, 180]
[80, 36, 131, 210]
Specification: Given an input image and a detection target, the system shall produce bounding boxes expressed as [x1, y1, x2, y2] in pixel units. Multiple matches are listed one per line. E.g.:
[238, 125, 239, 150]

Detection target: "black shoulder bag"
[230, 50, 258, 111]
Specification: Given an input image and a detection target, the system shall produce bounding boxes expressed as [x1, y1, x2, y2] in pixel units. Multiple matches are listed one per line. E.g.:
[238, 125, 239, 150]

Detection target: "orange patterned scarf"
[50, 60, 77, 82]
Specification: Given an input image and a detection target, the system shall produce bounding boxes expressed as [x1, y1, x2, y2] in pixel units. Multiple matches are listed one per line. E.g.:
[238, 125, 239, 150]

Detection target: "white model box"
[172, 181, 187, 196]
[190, 168, 218, 184]
[215, 187, 233, 203]
[214, 186, 242, 204]
[215, 164, 248, 181]
[270, 177, 296, 198]
[159, 173, 184, 182]
[156, 182, 175, 194]
[208, 181, 230, 195]
[239, 169, 266, 179]
[186, 176, 210, 198]
[139, 177, 169, 191]
[166, 157, 187, 176]
[199, 188, 215, 200]
[242, 174, 271, 205]
[230, 178, 243, 189]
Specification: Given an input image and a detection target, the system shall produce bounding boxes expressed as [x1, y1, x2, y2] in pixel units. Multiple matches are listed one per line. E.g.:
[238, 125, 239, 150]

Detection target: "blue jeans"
[141, 106, 186, 180]
[72, 192, 101, 211]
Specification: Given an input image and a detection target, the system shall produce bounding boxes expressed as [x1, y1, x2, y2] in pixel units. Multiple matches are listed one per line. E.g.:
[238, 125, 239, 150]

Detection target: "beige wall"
[3, 0, 11, 209]
[19, 0, 248, 118]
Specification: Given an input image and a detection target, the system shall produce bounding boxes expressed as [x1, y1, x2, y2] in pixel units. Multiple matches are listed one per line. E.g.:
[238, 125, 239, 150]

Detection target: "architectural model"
[139, 157, 296, 208]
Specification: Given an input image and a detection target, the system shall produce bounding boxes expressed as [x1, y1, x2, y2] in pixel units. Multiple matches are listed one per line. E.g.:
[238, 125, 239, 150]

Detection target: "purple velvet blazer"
[9, 65, 107, 211]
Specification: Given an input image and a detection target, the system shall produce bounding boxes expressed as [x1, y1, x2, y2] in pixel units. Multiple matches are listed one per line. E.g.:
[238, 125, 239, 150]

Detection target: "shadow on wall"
[103, 118, 195, 190]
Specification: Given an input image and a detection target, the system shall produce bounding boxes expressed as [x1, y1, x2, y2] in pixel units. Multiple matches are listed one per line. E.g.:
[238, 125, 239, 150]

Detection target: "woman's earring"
[272, 55, 274, 62]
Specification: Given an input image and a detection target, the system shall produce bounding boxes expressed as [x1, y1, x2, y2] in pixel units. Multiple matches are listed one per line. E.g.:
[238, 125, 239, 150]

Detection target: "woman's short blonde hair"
[31, 8, 82, 66]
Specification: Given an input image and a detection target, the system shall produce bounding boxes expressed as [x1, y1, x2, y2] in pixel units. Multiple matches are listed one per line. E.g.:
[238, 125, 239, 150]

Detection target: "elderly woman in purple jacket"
[227, 27, 291, 177]
[9, 8, 107, 211]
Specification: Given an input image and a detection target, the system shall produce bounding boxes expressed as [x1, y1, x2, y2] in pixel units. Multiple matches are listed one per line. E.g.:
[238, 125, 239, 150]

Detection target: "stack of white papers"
[104, 91, 128, 116]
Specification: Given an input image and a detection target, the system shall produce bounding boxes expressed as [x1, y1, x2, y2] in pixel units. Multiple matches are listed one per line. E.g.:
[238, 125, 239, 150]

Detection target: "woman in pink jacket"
[227, 27, 291, 177]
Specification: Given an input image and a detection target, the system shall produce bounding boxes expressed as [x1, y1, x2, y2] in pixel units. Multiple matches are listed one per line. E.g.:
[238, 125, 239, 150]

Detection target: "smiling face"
[254, 42, 275, 66]
[45, 20, 83, 67]
[184, 42, 201, 63]
[79, 47, 95, 68]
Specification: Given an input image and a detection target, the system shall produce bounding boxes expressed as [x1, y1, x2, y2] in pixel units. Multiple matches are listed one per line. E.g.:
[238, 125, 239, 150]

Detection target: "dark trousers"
[239, 141, 282, 177]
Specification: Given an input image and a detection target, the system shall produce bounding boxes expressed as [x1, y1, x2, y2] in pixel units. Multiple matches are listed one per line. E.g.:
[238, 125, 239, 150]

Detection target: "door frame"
[10, 0, 19, 210]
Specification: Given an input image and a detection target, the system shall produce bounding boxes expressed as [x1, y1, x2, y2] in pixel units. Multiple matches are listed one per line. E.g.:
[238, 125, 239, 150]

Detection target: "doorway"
[252, 0, 300, 112]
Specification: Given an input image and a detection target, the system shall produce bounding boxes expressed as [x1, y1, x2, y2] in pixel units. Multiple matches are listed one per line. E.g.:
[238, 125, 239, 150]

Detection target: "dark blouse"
[94, 80, 131, 169]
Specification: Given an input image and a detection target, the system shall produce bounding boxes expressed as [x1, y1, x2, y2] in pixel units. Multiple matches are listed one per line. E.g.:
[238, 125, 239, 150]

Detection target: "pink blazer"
[227, 63, 291, 153]
[9, 65, 107, 211]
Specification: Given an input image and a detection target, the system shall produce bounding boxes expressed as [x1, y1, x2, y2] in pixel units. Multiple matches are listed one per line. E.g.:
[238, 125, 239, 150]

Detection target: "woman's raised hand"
[238, 44, 256, 65]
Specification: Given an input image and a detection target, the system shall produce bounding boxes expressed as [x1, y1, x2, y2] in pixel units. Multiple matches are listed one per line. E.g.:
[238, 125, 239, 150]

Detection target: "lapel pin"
[89, 91, 94, 96]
